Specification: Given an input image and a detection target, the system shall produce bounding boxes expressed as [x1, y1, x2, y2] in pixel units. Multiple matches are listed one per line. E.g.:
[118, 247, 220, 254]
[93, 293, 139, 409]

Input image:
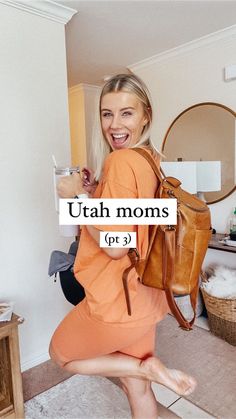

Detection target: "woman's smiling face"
[100, 91, 148, 150]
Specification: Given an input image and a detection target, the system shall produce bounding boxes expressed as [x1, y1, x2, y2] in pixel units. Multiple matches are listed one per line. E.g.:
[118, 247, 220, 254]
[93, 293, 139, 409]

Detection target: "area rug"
[156, 315, 236, 418]
[24, 373, 180, 419]
[24, 374, 131, 418]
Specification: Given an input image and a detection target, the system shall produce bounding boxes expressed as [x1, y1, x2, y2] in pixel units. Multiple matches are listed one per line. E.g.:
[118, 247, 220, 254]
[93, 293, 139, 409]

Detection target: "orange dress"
[50, 148, 169, 362]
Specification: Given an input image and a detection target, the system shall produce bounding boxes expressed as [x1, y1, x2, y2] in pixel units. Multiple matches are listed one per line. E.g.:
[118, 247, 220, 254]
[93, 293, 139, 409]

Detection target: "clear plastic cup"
[53, 166, 80, 212]
[53, 166, 80, 237]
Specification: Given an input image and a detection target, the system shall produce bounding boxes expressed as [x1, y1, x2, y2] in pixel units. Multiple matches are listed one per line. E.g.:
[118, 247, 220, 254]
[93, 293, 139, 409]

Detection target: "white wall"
[0, 3, 74, 370]
[130, 28, 236, 238]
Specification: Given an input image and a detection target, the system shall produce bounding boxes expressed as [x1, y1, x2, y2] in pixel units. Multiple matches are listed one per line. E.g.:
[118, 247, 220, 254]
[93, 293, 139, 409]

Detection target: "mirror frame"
[161, 102, 236, 205]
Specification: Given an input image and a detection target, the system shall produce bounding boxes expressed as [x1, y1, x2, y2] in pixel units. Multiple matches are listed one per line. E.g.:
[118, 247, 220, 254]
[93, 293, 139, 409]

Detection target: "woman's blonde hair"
[91, 73, 161, 180]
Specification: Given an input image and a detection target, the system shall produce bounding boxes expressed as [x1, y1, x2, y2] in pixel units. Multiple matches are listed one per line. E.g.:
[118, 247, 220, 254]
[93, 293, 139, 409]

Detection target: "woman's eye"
[102, 112, 112, 118]
[122, 111, 132, 117]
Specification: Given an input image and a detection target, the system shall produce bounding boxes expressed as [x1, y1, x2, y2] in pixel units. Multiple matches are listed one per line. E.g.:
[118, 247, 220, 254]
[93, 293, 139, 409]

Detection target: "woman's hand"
[57, 173, 85, 198]
[82, 167, 98, 195]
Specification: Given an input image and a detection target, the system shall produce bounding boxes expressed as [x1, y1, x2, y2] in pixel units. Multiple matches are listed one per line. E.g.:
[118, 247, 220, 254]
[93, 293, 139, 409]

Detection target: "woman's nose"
[110, 114, 122, 129]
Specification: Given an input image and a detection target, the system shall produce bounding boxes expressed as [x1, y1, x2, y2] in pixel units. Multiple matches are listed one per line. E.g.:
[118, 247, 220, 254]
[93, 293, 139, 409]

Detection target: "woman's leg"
[49, 344, 196, 396]
[120, 377, 159, 419]
[49, 303, 196, 397]
[118, 326, 159, 418]
[49, 305, 196, 418]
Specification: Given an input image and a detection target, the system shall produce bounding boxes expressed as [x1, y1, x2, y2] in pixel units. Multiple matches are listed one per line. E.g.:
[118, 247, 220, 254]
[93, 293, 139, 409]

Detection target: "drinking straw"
[52, 154, 57, 168]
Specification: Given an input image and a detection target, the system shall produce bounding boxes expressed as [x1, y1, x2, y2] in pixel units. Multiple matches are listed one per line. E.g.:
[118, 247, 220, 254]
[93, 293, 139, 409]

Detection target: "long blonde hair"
[91, 73, 161, 180]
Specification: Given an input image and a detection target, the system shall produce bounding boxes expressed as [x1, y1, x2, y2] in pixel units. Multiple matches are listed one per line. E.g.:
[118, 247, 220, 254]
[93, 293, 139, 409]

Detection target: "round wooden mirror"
[161, 103, 236, 204]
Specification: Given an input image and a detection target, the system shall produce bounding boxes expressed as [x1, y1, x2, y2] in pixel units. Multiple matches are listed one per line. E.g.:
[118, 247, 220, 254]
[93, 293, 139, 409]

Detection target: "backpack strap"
[163, 228, 195, 330]
[132, 148, 164, 182]
[122, 249, 140, 316]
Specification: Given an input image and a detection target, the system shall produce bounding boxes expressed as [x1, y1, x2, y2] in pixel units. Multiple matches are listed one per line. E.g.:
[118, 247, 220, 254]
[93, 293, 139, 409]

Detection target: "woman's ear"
[143, 114, 149, 127]
[143, 106, 151, 126]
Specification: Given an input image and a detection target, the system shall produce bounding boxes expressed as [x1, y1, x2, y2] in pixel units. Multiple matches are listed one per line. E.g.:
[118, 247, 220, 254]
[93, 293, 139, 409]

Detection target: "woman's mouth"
[111, 133, 129, 147]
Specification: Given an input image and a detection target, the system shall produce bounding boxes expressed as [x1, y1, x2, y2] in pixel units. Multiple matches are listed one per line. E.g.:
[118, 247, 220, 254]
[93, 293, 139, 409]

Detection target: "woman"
[49, 74, 196, 418]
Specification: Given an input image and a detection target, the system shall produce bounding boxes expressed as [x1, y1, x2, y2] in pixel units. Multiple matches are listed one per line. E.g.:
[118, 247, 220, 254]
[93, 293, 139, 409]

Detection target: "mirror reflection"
[161, 103, 236, 204]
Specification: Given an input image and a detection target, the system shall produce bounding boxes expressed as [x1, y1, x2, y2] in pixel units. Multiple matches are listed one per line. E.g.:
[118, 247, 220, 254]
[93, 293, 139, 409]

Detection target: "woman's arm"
[86, 225, 129, 260]
[57, 174, 129, 259]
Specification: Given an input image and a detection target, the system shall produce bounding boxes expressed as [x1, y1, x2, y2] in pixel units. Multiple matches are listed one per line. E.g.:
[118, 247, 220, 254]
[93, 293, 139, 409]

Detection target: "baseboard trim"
[21, 352, 50, 372]
[22, 359, 74, 402]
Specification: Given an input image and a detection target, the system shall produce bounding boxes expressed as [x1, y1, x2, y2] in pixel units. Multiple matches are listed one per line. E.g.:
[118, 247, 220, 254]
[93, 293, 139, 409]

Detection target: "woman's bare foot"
[140, 357, 197, 396]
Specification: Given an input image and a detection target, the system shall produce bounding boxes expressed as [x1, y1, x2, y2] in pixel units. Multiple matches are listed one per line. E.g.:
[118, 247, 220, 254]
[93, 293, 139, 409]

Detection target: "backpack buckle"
[166, 225, 176, 231]
[128, 248, 140, 261]
[167, 189, 175, 197]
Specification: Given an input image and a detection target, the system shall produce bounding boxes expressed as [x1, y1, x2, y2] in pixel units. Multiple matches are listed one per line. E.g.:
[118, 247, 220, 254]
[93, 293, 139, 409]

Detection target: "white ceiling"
[56, 0, 236, 87]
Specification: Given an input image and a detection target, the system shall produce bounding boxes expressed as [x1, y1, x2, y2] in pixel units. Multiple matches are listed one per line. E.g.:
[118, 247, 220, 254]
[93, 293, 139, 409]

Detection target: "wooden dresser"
[0, 314, 24, 419]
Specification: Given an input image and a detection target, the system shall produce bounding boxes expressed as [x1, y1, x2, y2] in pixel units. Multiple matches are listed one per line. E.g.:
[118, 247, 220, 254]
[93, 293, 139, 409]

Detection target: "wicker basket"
[201, 273, 236, 346]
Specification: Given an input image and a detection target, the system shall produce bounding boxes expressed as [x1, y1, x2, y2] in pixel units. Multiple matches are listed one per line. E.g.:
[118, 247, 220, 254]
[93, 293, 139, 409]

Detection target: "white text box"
[59, 198, 177, 225]
[100, 232, 137, 248]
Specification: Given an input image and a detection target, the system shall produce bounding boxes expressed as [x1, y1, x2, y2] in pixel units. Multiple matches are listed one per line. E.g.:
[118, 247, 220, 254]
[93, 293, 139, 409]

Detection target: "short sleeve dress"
[50, 148, 169, 362]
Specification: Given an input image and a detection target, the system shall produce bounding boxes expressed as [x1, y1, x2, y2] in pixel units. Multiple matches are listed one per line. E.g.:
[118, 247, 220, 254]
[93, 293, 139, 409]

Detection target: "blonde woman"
[50, 74, 196, 418]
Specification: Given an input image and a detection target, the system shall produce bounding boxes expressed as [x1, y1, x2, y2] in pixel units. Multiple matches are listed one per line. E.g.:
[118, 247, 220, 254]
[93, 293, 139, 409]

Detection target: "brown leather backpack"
[123, 148, 212, 330]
